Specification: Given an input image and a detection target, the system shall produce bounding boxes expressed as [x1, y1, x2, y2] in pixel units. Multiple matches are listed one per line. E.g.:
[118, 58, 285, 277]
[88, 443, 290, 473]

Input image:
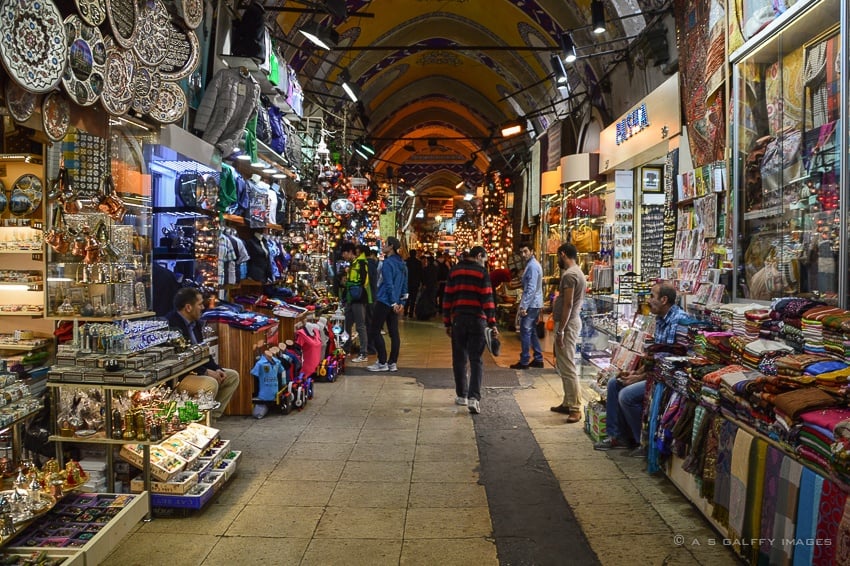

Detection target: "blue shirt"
[519, 256, 543, 310]
[375, 254, 408, 307]
[654, 304, 686, 345]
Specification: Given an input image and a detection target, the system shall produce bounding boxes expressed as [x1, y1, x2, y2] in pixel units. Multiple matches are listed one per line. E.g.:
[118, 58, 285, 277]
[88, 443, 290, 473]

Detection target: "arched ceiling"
[272, 0, 658, 194]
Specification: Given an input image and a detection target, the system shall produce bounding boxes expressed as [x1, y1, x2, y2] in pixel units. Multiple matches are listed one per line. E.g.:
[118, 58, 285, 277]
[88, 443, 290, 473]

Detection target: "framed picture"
[641, 166, 663, 193]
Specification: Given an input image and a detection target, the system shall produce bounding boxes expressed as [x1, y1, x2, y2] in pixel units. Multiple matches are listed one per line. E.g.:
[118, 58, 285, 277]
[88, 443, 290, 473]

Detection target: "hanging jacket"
[267, 104, 286, 154]
[231, 1, 267, 60]
[245, 235, 272, 282]
[194, 68, 260, 156]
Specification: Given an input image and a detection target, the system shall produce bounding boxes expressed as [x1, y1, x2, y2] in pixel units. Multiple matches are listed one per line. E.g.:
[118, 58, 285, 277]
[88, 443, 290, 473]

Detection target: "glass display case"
[732, 0, 844, 304]
[44, 119, 154, 319]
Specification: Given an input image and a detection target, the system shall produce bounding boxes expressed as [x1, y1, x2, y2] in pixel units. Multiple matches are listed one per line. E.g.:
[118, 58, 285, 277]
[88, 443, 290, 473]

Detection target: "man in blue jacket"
[367, 237, 408, 372]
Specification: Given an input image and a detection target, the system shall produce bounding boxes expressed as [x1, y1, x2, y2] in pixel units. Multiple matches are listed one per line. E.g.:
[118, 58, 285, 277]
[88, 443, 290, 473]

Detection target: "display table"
[215, 322, 279, 416]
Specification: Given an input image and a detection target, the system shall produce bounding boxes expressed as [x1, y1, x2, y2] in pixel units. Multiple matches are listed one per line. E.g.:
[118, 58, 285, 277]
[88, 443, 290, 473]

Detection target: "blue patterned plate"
[0, 0, 68, 93]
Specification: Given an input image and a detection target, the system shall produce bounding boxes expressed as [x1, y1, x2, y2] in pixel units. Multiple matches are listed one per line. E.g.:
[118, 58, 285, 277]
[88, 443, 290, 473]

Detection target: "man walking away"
[405, 250, 423, 318]
[511, 244, 544, 370]
[443, 246, 499, 415]
[550, 243, 586, 424]
[367, 237, 408, 372]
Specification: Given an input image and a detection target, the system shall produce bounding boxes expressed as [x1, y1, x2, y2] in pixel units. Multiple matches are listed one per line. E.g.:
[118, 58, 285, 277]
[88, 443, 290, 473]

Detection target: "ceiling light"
[591, 0, 606, 34]
[340, 69, 358, 102]
[235, 153, 252, 161]
[251, 161, 266, 169]
[273, 173, 286, 179]
[341, 82, 358, 102]
[263, 167, 277, 174]
[455, 181, 465, 190]
[416, 208, 425, 218]
[405, 188, 416, 197]
[464, 192, 474, 201]
[358, 140, 375, 156]
[560, 32, 577, 63]
[434, 215, 443, 223]
[298, 22, 338, 50]
[501, 123, 523, 138]
[550, 54, 568, 84]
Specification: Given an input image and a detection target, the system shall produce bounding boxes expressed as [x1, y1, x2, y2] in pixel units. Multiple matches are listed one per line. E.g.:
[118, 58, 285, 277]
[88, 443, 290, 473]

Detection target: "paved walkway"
[104, 319, 741, 565]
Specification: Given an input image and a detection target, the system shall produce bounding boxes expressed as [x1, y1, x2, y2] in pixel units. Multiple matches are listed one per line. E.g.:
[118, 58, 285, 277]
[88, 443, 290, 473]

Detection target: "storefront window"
[733, 0, 841, 303]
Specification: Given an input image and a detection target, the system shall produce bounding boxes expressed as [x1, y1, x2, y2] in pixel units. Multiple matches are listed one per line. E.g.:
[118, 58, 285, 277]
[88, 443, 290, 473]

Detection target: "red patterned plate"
[42, 91, 71, 142]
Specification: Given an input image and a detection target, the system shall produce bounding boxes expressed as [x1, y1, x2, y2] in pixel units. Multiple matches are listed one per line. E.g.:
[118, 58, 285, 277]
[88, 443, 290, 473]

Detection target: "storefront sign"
[615, 104, 649, 145]
[599, 74, 681, 173]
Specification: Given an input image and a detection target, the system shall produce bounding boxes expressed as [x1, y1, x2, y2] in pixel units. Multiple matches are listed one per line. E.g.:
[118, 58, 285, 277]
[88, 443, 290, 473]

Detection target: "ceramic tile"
[547, 457, 626, 481]
[269, 459, 346, 482]
[362, 415, 420, 431]
[411, 460, 480, 483]
[102, 533, 218, 565]
[297, 426, 362, 443]
[416, 426, 477, 445]
[285, 441, 355, 460]
[349, 441, 416, 462]
[201, 536, 310, 564]
[314, 507, 406, 539]
[357, 428, 419, 445]
[250, 479, 336, 506]
[572, 503, 671, 537]
[414, 443, 479, 463]
[340, 460, 413, 483]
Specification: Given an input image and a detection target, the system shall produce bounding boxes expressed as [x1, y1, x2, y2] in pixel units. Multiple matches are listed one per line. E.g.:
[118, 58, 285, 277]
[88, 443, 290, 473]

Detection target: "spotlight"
[500, 122, 523, 138]
[591, 0, 606, 34]
[560, 32, 577, 63]
[550, 54, 568, 84]
[298, 22, 339, 50]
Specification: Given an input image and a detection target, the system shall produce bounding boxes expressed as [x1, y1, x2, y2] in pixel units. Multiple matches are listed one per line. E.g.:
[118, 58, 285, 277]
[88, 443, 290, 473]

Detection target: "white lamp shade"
[541, 167, 561, 195]
[560, 153, 600, 183]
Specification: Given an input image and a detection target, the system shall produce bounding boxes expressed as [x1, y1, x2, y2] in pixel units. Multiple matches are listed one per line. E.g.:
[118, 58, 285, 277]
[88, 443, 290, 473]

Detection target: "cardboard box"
[119, 444, 187, 482]
[150, 481, 214, 509]
[198, 471, 225, 493]
[584, 404, 607, 442]
[130, 471, 199, 495]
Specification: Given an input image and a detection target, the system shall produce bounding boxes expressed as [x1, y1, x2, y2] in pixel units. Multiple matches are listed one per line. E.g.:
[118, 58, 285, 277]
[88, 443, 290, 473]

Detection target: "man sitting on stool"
[166, 288, 240, 420]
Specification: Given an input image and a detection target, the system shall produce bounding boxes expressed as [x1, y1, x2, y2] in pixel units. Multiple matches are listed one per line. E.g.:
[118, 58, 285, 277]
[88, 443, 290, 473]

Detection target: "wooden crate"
[215, 322, 279, 416]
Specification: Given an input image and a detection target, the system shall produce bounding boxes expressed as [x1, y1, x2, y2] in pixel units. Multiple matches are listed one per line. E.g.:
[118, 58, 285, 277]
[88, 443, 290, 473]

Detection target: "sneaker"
[455, 396, 468, 406]
[510, 362, 529, 370]
[387, 363, 398, 372]
[367, 362, 389, 372]
[593, 437, 630, 451]
[529, 360, 545, 368]
[468, 398, 480, 414]
[351, 354, 368, 363]
[484, 327, 501, 356]
[629, 446, 647, 459]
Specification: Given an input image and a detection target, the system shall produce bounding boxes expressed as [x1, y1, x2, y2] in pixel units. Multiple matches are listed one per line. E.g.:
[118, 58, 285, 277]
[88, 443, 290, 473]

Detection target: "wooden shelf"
[0, 311, 43, 317]
[0, 249, 42, 254]
[44, 311, 155, 322]
[0, 342, 49, 352]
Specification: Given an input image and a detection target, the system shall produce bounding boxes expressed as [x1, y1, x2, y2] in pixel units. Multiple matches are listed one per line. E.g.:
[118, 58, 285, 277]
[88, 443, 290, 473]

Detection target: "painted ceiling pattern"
[275, 0, 654, 192]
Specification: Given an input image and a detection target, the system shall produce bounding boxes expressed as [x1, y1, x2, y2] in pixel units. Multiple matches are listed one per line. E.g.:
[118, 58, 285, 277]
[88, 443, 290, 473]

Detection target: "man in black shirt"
[405, 250, 423, 318]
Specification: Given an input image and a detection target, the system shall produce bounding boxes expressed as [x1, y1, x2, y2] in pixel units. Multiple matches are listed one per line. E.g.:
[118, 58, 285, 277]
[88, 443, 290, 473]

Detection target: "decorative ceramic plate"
[149, 80, 187, 123]
[5, 81, 37, 122]
[130, 58, 162, 115]
[101, 35, 133, 115]
[42, 91, 71, 142]
[105, 0, 137, 49]
[0, 0, 68, 93]
[158, 25, 200, 81]
[132, 0, 170, 67]
[75, 0, 106, 26]
[9, 173, 42, 216]
[179, 0, 204, 29]
[62, 15, 106, 107]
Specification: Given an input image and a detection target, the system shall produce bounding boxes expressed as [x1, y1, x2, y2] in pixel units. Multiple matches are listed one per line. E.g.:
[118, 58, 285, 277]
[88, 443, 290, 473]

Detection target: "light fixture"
[455, 181, 465, 190]
[273, 173, 287, 179]
[416, 208, 425, 218]
[434, 215, 443, 223]
[340, 69, 358, 102]
[263, 167, 277, 174]
[464, 192, 474, 201]
[550, 54, 568, 84]
[560, 32, 577, 63]
[591, 0, 606, 34]
[405, 188, 416, 197]
[235, 153, 252, 161]
[500, 122, 523, 138]
[298, 22, 339, 50]
[251, 161, 266, 169]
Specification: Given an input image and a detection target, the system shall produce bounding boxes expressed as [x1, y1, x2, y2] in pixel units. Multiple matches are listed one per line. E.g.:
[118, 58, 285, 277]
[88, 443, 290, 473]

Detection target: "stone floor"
[102, 318, 741, 566]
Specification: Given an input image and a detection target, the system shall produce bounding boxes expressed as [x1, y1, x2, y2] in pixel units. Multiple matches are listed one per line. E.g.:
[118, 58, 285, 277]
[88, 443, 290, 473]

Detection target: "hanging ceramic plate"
[101, 35, 133, 115]
[105, 0, 137, 49]
[132, 0, 170, 67]
[0, 0, 68, 94]
[9, 174, 42, 216]
[149, 81, 187, 124]
[61, 15, 107, 107]
[5, 81, 38, 122]
[178, 0, 203, 30]
[158, 24, 200, 82]
[130, 58, 162, 115]
[75, 0, 106, 27]
[331, 199, 356, 215]
[41, 91, 71, 142]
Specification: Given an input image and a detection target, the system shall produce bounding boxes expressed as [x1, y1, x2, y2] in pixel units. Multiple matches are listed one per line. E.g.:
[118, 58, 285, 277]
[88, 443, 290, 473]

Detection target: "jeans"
[554, 317, 582, 411]
[344, 302, 368, 355]
[518, 307, 543, 364]
[451, 315, 486, 401]
[368, 301, 400, 364]
[605, 378, 645, 444]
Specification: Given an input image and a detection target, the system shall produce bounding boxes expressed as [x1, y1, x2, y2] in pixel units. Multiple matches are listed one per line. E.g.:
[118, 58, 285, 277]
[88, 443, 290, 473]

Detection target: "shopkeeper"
[166, 288, 240, 420]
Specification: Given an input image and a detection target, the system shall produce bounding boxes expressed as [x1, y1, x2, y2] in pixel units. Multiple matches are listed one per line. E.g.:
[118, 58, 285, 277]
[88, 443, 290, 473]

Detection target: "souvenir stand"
[637, 1, 850, 564]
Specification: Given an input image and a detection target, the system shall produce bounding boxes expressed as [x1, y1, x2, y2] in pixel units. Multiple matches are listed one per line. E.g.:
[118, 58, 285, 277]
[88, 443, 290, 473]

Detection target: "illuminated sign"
[615, 103, 649, 145]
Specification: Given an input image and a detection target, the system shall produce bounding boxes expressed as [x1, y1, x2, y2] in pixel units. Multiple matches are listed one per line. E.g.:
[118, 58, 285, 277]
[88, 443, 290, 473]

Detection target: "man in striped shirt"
[443, 246, 499, 414]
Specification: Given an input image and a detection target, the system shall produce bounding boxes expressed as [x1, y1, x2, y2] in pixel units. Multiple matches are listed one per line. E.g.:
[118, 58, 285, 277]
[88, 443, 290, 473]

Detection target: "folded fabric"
[804, 360, 849, 375]
[773, 388, 839, 421]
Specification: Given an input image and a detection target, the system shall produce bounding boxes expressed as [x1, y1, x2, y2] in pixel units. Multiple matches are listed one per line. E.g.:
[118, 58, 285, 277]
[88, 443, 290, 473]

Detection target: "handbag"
[567, 196, 604, 217]
[572, 226, 599, 253]
[546, 230, 561, 254]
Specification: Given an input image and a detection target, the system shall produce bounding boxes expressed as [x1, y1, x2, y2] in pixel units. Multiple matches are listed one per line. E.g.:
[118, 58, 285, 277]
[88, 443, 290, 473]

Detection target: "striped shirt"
[442, 259, 497, 326]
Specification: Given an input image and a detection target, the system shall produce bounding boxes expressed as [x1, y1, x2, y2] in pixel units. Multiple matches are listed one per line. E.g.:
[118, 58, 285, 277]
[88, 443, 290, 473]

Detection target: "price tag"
[31, 221, 43, 231]
[237, 84, 246, 96]
[31, 253, 43, 261]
